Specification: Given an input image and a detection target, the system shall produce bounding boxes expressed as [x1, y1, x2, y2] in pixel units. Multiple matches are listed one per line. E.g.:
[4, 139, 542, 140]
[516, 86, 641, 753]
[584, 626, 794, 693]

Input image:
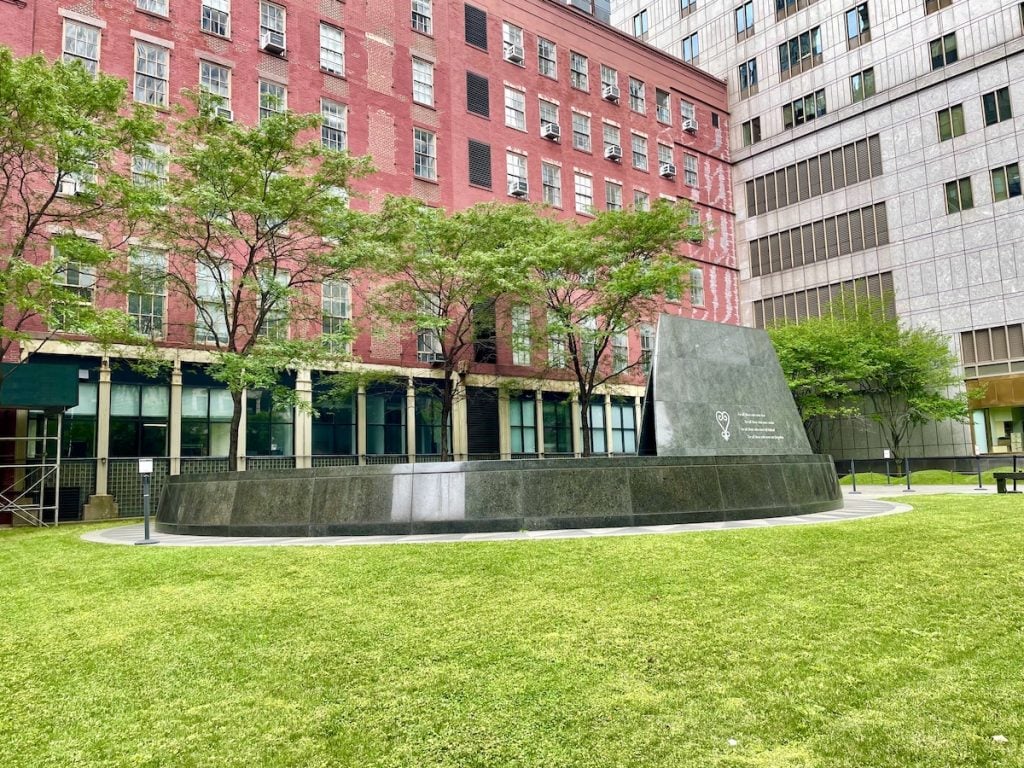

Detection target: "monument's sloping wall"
[640, 316, 812, 457]
[157, 455, 841, 537]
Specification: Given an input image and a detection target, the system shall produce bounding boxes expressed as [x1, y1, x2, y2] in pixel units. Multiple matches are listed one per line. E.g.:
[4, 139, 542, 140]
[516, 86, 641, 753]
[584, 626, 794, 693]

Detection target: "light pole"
[135, 457, 159, 545]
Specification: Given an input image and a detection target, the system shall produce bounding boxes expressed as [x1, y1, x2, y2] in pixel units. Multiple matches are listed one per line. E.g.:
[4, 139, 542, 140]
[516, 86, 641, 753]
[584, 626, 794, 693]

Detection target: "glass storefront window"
[366, 384, 405, 455]
[509, 394, 536, 454]
[109, 383, 169, 457]
[543, 394, 572, 454]
[246, 390, 294, 456]
[181, 386, 233, 457]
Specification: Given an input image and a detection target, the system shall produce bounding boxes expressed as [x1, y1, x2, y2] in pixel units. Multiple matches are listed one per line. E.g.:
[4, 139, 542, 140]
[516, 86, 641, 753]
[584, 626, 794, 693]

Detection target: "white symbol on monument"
[716, 410, 731, 441]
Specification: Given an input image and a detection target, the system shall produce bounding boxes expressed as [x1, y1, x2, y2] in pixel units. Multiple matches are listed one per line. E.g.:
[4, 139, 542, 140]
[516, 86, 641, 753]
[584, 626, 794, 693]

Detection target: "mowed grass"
[2, 496, 1024, 768]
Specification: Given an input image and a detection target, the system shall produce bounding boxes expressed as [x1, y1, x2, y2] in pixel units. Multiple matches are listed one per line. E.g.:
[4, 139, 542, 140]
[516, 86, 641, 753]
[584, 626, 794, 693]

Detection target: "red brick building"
[0, 0, 734, 519]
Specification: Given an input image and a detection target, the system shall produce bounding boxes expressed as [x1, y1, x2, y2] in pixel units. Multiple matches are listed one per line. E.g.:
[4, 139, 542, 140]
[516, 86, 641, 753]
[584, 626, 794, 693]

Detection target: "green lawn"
[839, 467, 1017, 486]
[2, 496, 1023, 767]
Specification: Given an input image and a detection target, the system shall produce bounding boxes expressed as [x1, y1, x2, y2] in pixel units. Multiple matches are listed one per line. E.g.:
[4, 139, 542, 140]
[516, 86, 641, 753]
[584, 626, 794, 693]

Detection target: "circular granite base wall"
[156, 455, 843, 537]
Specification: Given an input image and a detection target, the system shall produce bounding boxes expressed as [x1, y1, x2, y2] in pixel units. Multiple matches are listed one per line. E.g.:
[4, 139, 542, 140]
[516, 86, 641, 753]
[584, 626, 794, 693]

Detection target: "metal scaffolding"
[0, 413, 63, 527]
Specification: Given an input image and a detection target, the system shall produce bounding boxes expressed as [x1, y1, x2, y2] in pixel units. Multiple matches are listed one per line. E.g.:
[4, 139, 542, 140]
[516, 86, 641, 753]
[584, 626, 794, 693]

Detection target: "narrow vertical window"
[62, 21, 100, 74]
[320, 24, 345, 75]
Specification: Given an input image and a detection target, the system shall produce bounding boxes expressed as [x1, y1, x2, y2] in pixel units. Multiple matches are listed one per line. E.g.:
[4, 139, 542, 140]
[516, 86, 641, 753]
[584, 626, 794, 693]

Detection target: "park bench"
[993, 472, 1024, 494]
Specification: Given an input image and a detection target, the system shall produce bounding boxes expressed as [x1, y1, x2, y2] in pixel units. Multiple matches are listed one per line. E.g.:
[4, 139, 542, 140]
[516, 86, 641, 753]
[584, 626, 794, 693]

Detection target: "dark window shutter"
[466, 72, 490, 117]
[466, 387, 499, 455]
[465, 4, 488, 49]
[467, 140, 492, 188]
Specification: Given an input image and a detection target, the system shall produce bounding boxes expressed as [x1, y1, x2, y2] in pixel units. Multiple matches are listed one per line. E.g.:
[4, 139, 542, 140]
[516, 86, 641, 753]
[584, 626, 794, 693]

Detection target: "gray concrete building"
[612, 0, 1024, 459]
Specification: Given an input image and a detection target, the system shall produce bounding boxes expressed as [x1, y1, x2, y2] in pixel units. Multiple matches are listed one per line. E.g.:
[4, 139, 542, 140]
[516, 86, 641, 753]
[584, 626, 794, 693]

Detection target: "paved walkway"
[82, 494, 915, 548]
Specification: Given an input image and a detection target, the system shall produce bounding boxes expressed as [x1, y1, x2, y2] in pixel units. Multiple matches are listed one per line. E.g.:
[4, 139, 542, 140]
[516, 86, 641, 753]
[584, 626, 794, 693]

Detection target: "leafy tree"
[139, 95, 374, 469]
[521, 200, 704, 456]
[769, 294, 975, 460]
[367, 198, 542, 459]
[0, 48, 161, 391]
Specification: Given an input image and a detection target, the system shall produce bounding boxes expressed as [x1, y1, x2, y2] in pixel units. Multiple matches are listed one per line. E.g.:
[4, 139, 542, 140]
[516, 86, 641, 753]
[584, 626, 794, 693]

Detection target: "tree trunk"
[440, 370, 453, 461]
[579, 396, 592, 457]
[228, 389, 244, 472]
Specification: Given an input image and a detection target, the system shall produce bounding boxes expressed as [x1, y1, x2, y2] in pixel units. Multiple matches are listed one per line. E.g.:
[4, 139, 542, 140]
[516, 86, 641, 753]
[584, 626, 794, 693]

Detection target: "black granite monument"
[158, 315, 842, 536]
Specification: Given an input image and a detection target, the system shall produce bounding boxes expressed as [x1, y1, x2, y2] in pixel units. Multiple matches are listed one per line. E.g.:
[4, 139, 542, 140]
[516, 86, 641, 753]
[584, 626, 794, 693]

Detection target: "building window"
[541, 162, 562, 207]
[416, 294, 442, 362]
[658, 143, 673, 169]
[945, 177, 973, 213]
[413, 127, 436, 180]
[574, 172, 594, 214]
[738, 59, 757, 98]
[321, 99, 347, 151]
[181, 386, 233, 457]
[680, 99, 695, 122]
[539, 99, 558, 132]
[680, 0, 697, 16]
[588, 402, 607, 454]
[259, 80, 286, 121]
[640, 325, 654, 374]
[741, 117, 761, 147]
[319, 24, 345, 75]
[511, 306, 532, 365]
[137, 0, 168, 15]
[199, 61, 231, 112]
[605, 181, 623, 211]
[991, 163, 1022, 202]
[504, 86, 526, 130]
[603, 122, 620, 155]
[846, 3, 871, 49]
[937, 104, 965, 141]
[196, 261, 231, 344]
[633, 9, 649, 37]
[412, 58, 434, 106]
[610, 397, 636, 453]
[600, 64, 618, 95]
[246, 389, 293, 457]
[509, 394, 536, 453]
[779, 27, 822, 79]
[628, 77, 646, 113]
[570, 51, 589, 90]
[466, 72, 490, 117]
[611, 332, 628, 371]
[538, 37, 557, 77]
[365, 384, 406, 455]
[572, 112, 591, 152]
[312, 388, 356, 456]
[851, 68, 875, 102]
[983, 87, 1012, 126]
[681, 33, 699, 63]
[543, 394, 571, 454]
[684, 154, 698, 187]
[412, 0, 432, 34]
[255, 269, 289, 340]
[634, 190, 650, 211]
[61, 382, 98, 458]
[502, 21, 524, 63]
[464, 3, 488, 49]
[134, 42, 168, 107]
[547, 312, 567, 367]
[930, 33, 957, 69]
[782, 90, 826, 129]
[631, 133, 648, 171]
[924, 0, 952, 14]
[322, 279, 351, 353]
[506, 151, 527, 194]
[652, 89, 671, 124]
[202, 0, 230, 37]
[55, 253, 95, 308]
[689, 267, 705, 306]
[110, 383, 169, 457]
[259, 2, 286, 51]
[735, 1, 754, 40]
[63, 21, 100, 74]
[131, 143, 168, 188]
[468, 139, 492, 188]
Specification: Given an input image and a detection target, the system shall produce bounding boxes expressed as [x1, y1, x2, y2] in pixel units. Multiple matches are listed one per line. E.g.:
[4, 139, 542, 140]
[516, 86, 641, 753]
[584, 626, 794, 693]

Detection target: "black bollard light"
[135, 458, 159, 546]
[903, 455, 914, 493]
[849, 458, 860, 494]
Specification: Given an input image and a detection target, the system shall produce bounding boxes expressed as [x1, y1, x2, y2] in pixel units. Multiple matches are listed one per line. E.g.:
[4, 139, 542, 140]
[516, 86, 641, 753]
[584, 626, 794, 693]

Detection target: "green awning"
[0, 362, 80, 411]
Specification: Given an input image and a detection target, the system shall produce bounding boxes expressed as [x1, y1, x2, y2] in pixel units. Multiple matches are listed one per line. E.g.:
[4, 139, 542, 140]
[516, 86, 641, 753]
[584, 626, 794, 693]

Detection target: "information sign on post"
[135, 458, 158, 545]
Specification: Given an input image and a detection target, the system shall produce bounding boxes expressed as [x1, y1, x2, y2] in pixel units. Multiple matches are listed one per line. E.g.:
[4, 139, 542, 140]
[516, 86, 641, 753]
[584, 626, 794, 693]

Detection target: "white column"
[236, 388, 247, 472]
[95, 358, 111, 495]
[294, 369, 313, 469]
[356, 384, 367, 465]
[452, 376, 468, 460]
[406, 376, 416, 463]
[498, 388, 511, 460]
[570, 392, 582, 457]
[535, 390, 545, 457]
[169, 360, 182, 476]
[603, 392, 614, 456]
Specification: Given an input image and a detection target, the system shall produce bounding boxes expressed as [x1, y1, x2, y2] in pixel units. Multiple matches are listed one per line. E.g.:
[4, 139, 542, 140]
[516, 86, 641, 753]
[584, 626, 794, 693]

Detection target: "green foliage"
[368, 198, 550, 458]
[137, 93, 376, 466]
[0, 48, 162, 380]
[769, 293, 974, 459]
[521, 199, 704, 454]
[4, 496, 1024, 766]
